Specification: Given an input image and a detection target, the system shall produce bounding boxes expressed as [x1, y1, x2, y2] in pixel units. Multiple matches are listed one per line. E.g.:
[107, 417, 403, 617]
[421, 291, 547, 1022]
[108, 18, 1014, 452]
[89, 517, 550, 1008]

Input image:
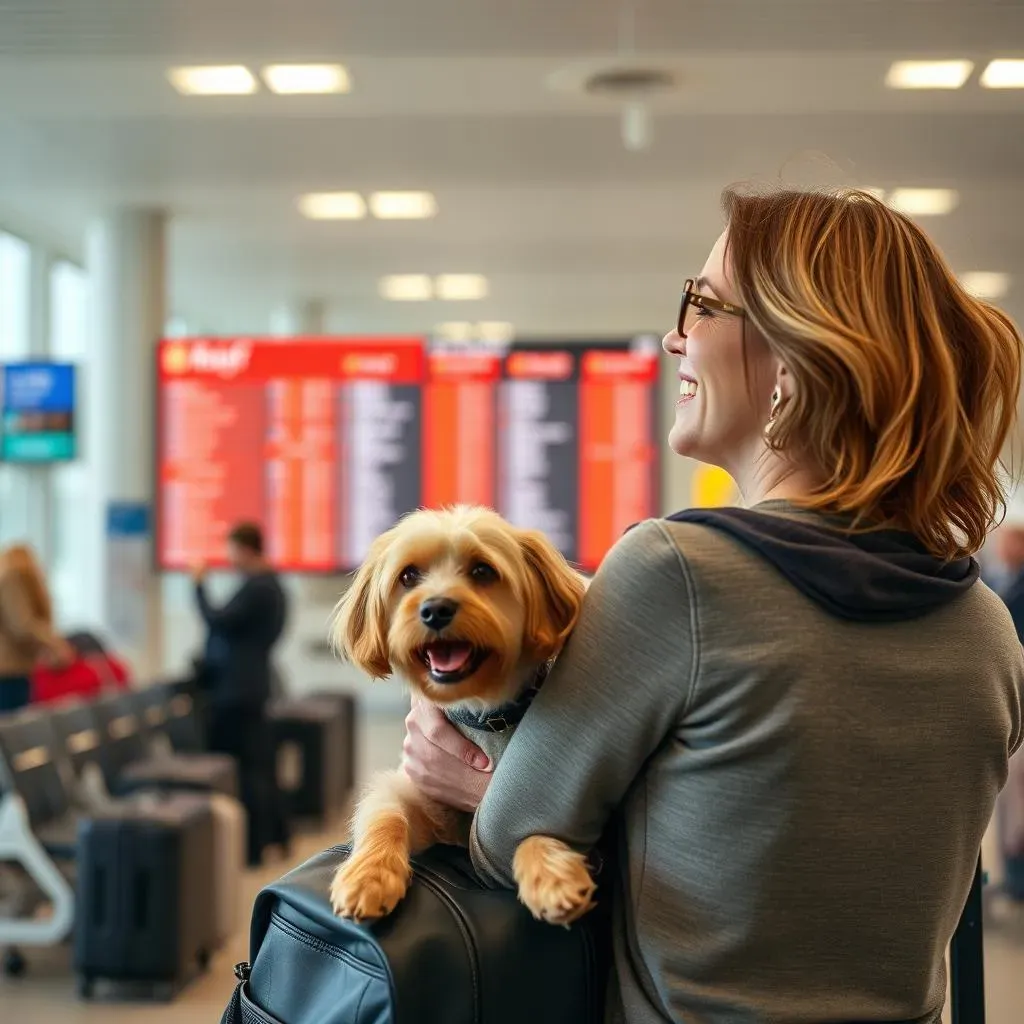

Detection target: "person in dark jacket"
[995, 517, 1024, 644]
[192, 521, 290, 865]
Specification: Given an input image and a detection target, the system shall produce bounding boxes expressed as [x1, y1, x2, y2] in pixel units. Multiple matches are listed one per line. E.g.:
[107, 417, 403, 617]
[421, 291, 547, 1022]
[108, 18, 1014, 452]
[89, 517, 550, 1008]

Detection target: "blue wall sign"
[0, 362, 77, 461]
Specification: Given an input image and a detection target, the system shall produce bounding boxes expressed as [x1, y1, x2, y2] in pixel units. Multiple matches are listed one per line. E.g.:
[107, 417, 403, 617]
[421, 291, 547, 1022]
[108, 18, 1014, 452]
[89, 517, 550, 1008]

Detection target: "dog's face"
[332, 505, 586, 706]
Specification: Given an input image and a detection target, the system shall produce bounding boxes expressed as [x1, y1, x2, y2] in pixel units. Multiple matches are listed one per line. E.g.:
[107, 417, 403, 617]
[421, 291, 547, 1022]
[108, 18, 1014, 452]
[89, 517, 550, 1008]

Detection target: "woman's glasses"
[678, 279, 745, 338]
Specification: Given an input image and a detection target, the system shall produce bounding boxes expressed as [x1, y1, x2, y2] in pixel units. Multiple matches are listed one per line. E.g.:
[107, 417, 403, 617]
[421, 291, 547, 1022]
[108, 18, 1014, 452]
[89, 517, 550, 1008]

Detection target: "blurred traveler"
[0, 543, 73, 712]
[192, 521, 290, 865]
[994, 508, 1024, 643]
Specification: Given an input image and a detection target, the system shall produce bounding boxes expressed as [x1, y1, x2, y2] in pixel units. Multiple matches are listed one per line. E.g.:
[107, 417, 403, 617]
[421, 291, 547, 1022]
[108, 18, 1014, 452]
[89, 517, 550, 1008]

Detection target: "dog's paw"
[513, 835, 597, 927]
[330, 854, 410, 921]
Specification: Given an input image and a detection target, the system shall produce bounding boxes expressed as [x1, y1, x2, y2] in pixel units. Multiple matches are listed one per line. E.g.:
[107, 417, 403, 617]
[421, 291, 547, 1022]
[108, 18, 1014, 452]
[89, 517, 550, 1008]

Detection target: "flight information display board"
[155, 335, 661, 573]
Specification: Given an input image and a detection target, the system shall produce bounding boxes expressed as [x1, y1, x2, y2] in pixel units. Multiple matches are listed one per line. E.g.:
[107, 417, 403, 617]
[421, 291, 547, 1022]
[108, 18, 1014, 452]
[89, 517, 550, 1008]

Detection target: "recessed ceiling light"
[477, 321, 515, 343]
[435, 321, 475, 341]
[380, 275, 434, 301]
[980, 59, 1024, 89]
[168, 65, 258, 96]
[369, 192, 438, 220]
[297, 192, 367, 220]
[262, 64, 350, 95]
[435, 274, 489, 301]
[435, 321, 515, 343]
[961, 272, 1010, 300]
[885, 60, 973, 90]
[886, 188, 959, 216]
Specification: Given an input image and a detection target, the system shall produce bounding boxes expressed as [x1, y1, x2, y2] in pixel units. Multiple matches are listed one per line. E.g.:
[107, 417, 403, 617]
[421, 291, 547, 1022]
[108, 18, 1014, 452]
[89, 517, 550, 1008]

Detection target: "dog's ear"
[330, 534, 392, 679]
[516, 527, 587, 662]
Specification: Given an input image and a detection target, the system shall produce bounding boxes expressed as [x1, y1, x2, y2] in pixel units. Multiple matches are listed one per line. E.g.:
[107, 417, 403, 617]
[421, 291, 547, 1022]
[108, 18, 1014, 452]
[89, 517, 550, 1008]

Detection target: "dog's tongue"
[426, 642, 472, 674]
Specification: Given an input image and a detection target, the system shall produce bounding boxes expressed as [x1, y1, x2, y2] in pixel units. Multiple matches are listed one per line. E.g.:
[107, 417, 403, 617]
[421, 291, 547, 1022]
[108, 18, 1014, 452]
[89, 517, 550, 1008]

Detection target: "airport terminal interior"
[1, 2, 1023, 1021]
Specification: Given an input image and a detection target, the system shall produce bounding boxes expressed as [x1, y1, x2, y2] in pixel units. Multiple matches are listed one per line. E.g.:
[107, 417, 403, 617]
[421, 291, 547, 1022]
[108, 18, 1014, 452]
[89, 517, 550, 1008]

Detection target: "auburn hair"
[722, 186, 1023, 560]
[0, 543, 53, 623]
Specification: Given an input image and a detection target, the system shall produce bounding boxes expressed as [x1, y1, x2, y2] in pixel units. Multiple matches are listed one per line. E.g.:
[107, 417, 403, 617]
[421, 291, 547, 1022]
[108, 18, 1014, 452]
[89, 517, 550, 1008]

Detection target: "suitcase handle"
[949, 854, 985, 1024]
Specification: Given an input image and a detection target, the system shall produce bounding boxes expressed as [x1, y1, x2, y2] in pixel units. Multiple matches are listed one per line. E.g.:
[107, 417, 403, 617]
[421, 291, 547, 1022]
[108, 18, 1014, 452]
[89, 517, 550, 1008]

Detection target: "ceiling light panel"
[380, 275, 434, 301]
[262, 64, 350, 94]
[961, 272, 1010, 300]
[435, 321, 515, 343]
[298, 192, 367, 220]
[435, 274, 489, 301]
[168, 65, 258, 96]
[980, 59, 1024, 89]
[435, 321, 475, 341]
[885, 60, 973, 90]
[886, 188, 959, 216]
[477, 321, 515, 343]
[369, 192, 438, 220]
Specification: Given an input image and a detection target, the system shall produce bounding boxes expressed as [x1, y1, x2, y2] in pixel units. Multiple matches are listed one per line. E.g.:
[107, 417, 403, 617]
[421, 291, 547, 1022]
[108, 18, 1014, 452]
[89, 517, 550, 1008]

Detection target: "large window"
[49, 260, 92, 628]
[50, 261, 88, 360]
[0, 232, 33, 548]
[0, 232, 30, 360]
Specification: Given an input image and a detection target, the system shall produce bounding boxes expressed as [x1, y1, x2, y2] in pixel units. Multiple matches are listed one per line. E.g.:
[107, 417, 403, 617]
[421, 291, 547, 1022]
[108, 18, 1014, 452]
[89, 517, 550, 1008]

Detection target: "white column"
[269, 298, 326, 336]
[21, 246, 53, 563]
[84, 209, 167, 676]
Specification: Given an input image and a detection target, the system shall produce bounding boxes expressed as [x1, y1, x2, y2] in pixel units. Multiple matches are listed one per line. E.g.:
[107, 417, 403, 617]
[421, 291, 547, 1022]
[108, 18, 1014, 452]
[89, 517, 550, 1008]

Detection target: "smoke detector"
[546, 59, 682, 152]
[547, 59, 682, 101]
[582, 66, 676, 97]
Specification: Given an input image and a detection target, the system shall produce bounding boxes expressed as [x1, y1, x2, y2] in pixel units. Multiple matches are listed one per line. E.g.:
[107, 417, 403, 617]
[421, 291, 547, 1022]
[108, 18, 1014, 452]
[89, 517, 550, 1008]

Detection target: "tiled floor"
[3, 712, 1022, 1022]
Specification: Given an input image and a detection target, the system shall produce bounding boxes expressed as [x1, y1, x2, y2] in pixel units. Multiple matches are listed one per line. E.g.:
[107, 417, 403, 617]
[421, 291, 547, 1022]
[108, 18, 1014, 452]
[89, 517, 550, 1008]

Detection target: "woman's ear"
[516, 527, 587, 662]
[774, 362, 793, 401]
[330, 534, 392, 679]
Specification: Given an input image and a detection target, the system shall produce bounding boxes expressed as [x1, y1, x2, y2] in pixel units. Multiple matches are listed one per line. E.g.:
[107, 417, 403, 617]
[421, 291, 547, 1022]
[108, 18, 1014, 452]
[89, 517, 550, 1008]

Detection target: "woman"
[403, 187, 1024, 1023]
[0, 543, 72, 712]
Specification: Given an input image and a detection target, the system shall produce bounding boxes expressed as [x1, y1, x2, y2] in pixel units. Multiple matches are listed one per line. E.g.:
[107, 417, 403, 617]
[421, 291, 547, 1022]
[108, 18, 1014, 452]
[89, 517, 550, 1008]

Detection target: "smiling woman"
[403, 184, 1024, 1024]
[663, 186, 1023, 559]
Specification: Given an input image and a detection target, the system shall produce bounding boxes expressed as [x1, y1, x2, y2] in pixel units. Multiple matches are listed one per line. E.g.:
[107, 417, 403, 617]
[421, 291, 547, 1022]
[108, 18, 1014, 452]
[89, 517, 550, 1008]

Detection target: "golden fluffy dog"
[328, 504, 597, 927]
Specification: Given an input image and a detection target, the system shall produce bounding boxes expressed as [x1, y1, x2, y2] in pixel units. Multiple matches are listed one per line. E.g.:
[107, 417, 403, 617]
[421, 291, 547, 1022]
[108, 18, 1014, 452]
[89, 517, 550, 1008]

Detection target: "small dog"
[328, 504, 598, 927]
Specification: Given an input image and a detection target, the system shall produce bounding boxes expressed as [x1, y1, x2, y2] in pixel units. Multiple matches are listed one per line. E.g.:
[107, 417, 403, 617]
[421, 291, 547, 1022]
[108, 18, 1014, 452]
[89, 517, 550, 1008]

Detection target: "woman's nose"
[663, 329, 684, 356]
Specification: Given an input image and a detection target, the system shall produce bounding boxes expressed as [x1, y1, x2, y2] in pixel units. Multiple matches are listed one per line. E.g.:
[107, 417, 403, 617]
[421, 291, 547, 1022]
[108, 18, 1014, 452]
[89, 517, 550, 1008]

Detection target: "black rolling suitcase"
[308, 690, 357, 794]
[73, 793, 217, 999]
[950, 856, 986, 1024]
[270, 696, 353, 824]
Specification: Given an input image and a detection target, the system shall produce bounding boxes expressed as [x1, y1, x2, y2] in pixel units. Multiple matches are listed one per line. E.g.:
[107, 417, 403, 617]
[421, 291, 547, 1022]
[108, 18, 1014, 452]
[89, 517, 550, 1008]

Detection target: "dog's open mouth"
[418, 641, 488, 684]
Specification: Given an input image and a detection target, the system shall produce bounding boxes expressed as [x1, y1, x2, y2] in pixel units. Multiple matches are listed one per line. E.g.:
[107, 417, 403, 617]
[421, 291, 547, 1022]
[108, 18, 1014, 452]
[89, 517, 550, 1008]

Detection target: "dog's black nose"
[419, 597, 458, 632]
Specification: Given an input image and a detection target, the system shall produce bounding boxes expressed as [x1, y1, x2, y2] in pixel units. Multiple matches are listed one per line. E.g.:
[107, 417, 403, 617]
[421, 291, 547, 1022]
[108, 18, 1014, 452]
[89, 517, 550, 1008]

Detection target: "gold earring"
[764, 387, 782, 437]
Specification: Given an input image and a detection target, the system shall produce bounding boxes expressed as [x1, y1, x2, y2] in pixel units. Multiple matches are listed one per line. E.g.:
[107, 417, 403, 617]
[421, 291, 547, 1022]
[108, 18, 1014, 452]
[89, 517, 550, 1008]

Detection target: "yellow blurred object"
[690, 464, 738, 508]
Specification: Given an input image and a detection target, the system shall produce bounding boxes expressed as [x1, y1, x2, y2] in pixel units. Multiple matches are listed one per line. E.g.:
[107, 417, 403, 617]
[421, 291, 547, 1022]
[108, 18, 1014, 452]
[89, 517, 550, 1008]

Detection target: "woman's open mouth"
[678, 375, 699, 404]
[418, 641, 489, 684]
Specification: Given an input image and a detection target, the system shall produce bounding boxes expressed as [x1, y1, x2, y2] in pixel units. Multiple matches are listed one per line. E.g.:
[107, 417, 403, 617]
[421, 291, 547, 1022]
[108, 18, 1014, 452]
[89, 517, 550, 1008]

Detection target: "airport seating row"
[0, 683, 356, 999]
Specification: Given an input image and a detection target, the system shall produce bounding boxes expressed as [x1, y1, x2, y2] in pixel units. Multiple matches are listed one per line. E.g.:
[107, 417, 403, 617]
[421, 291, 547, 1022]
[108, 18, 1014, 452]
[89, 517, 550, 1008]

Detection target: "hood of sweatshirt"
[662, 501, 979, 623]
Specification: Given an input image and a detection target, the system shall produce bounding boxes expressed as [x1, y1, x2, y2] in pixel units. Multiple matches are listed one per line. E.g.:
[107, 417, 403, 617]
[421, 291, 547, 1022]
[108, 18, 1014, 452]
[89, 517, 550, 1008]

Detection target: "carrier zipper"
[233, 961, 251, 981]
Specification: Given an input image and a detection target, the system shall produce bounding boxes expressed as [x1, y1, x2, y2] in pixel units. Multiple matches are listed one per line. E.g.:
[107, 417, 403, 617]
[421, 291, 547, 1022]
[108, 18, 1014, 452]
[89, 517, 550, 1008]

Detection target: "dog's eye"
[469, 562, 498, 584]
[398, 566, 421, 589]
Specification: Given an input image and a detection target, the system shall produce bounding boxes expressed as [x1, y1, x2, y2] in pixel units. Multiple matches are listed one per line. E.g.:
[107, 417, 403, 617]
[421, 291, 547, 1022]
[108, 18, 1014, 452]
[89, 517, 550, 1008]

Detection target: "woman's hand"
[402, 698, 493, 812]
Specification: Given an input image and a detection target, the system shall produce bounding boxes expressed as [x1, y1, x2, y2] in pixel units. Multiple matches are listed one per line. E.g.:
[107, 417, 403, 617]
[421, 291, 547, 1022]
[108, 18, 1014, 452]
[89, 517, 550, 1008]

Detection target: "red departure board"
[156, 336, 661, 573]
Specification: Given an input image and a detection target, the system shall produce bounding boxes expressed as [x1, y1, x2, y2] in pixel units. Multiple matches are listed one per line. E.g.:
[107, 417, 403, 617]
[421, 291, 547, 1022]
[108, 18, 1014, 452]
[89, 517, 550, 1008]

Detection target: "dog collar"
[444, 662, 551, 733]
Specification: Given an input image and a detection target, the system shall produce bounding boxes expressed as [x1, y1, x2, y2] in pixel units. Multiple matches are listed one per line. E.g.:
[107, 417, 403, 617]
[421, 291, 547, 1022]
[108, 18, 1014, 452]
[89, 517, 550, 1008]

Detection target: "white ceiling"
[0, 0, 1022, 336]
